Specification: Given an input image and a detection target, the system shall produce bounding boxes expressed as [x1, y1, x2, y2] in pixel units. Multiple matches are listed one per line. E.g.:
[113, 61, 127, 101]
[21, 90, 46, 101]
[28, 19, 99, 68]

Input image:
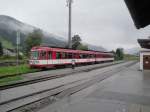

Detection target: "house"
[3, 48, 16, 56]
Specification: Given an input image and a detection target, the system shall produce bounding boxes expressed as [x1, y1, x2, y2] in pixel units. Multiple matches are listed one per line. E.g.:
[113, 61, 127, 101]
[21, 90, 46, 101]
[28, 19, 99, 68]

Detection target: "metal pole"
[67, 0, 73, 49]
[16, 31, 20, 74]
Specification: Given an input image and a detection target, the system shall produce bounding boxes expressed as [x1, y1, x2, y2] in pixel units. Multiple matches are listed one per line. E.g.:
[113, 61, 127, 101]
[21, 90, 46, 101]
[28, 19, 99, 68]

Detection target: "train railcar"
[29, 46, 114, 69]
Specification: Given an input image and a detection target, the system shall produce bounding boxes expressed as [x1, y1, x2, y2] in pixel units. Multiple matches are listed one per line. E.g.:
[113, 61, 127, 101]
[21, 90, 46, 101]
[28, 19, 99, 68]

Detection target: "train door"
[56, 52, 61, 64]
[143, 55, 150, 70]
[47, 51, 52, 65]
[61, 52, 66, 64]
[40, 50, 47, 65]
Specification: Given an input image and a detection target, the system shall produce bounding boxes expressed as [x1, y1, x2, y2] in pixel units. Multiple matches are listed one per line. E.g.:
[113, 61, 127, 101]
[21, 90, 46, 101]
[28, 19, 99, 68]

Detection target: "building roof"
[138, 39, 150, 49]
[124, 0, 150, 29]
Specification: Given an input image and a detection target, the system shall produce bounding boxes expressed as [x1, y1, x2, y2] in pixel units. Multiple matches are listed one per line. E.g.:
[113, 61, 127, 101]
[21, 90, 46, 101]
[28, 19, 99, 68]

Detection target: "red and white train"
[29, 46, 114, 69]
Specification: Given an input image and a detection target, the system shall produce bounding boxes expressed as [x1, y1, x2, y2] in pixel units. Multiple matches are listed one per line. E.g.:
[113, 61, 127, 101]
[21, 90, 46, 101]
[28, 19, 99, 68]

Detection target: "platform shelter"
[138, 39, 150, 70]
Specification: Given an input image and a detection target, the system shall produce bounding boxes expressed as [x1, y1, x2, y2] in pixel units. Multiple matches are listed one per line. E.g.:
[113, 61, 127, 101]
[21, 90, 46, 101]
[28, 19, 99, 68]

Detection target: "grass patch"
[124, 54, 139, 61]
[0, 76, 22, 86]
[0, 64, 39, 77]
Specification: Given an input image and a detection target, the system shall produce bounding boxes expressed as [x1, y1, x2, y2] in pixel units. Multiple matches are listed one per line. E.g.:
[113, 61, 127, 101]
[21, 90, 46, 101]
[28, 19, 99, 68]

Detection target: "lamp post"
[67, 0, 73, 49]
[16, 31, 20, 74]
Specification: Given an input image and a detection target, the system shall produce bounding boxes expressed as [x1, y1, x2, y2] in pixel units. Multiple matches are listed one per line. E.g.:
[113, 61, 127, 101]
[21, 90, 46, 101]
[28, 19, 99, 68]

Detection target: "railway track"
[0, 61, 137, 112]
[0, 60, 26, 67]
[0, 61, 125, 90]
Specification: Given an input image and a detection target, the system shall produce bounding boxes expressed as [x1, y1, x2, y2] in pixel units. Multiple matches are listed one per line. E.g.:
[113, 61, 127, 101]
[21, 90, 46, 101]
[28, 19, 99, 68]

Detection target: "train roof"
[31, 46, 113, 55]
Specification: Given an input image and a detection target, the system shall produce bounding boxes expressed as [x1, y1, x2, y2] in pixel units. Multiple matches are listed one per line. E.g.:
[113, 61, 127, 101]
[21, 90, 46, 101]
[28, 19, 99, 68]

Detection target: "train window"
[92, 54, 95, 58]
[68, 53, 73, 59]
[72, 53, 74, 58]
[84, 55, 86, 58]
[41, 51, 46, 59]
[87, 54, 89, 58]
[65, 53, 68, 58]
[83, 54, 88, 58]
[31, 51, 39, 60]
[89, 54, 91, 58]
[74, 53, 78, 58]
[89, 54, 94, 58]
[79, 54, 83, 59]
[62, 52, 66, 59]
[48, 51, 52, 59]
[92, 54, 94, 58]
[99, 55, 101, 58]
[56, 52, 61, 59]
[82, 54, 85, 58]
[72, 53, 76, 58]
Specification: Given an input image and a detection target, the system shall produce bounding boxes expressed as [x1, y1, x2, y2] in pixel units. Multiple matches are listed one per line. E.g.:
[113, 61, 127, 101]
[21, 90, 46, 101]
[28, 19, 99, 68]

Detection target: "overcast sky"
[0, 0, 150, 50]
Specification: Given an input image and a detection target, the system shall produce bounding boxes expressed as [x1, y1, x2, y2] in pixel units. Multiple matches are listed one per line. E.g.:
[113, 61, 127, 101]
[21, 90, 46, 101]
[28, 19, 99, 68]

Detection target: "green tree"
[77, 44, 88, 50]
[72, 35, 81, 50]
[0, 41, 3, 56]
[25, 29, 43, 55]
[115, 48, 124, 60]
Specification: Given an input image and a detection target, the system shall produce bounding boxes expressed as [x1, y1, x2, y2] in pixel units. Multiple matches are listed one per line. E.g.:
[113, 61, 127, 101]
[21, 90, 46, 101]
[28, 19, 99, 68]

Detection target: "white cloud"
[0, 0, 149, 50]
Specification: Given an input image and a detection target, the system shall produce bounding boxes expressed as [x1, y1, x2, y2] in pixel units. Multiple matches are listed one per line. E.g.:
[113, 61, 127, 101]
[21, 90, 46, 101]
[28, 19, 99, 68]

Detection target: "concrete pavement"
[39, 63, 150, 112]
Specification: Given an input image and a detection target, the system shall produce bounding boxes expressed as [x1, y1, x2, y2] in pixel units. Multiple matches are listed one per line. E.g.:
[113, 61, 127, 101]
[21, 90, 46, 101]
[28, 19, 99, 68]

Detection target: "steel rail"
[0, 61, 124, 90]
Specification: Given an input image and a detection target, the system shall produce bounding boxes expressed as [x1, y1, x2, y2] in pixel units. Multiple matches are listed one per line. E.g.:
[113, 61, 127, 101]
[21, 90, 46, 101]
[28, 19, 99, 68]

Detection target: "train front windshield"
[31, 51, 39, 60]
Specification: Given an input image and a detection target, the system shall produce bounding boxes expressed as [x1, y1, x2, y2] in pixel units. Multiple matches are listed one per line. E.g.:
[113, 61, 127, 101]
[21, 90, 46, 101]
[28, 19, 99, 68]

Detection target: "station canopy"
[138, 39, 150, 49]
[124, 0, 150, 29]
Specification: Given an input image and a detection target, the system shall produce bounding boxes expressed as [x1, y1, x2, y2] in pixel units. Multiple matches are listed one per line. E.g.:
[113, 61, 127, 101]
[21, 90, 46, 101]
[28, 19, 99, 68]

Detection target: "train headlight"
[35, 61, 39, 64]
[30, 60, 39, 65]
[29, 61, 33, 64]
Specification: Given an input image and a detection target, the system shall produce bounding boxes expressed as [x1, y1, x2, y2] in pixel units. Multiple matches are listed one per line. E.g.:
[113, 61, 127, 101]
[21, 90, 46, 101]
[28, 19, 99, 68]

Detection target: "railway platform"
[39, 63, 150, 112]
